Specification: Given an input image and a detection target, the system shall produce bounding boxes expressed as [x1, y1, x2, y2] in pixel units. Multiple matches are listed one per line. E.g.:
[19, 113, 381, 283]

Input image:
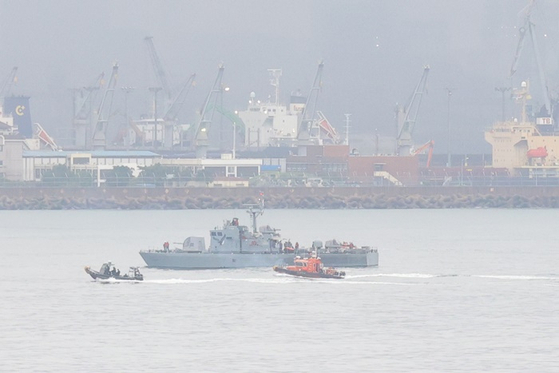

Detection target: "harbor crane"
[144, 36, 172, 104]
[395, 66, 430, 156]
[0, 67, 17, 100]
[163, 74, 196, 122]
[92, 63, 119, 150]
[297, 61, 324, 142]
[73, 72, 105, 148]
[194, 64, 224, 158]
[74, 72, 105, 122]
[145, 36, 197, 148]
[510, 0, 552, 118]
[161, 73, 196, 148]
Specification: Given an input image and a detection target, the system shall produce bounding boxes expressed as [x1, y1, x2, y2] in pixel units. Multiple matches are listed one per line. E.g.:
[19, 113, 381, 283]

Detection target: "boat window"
[217, 232, 223, 236]
[211, 232, 216, 236]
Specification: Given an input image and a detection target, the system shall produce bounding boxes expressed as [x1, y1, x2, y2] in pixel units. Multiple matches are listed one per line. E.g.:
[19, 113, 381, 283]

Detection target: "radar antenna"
[244, 198, 264, 234]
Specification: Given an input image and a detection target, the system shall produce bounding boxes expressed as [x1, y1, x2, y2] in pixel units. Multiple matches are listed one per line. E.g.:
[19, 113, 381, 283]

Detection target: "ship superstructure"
[237, 66, 340, 150]
[484, 82, 558, 173]
[484, 106, 559, 177]
[237, 69, 303, 149]
[485, 1, 559, 178]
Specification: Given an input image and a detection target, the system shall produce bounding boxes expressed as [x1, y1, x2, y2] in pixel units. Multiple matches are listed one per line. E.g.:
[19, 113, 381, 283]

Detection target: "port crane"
[145, 37, 198, 148]
[510, 0, 552, 118]
[193, 64, 224, 158]
[92, 63, 119, 150]
[297, 61, 324, 143]
[0, 67, 18, 100]
[144, 36, 173, 104]
[159, 73, 196, 148]
[163, 74, 196, 122]
[72, 72, 105, 148]
[395, 66, 430, 156]
[204, 103, 246, 140]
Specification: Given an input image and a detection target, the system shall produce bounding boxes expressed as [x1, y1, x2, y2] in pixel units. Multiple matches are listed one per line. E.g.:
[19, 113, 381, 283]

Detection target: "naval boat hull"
[273, 266, 345, 279]
[84, 266, 144, 281]
[139, 250, 378, 270]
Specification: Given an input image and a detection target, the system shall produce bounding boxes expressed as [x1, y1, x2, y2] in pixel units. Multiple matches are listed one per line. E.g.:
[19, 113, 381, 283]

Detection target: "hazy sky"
[1, 0, 558, 153]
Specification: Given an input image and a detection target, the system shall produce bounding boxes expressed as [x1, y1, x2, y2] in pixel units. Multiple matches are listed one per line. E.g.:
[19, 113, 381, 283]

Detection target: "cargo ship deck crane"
[297, 61, 324, 143]
[395, 66, 430, 156]
[194, 65, 224, 158]
[92, 63, 119, 150]
[0, 67, 18, 100]
[510, 0, 552, 118]
[35, 123, 60, 151]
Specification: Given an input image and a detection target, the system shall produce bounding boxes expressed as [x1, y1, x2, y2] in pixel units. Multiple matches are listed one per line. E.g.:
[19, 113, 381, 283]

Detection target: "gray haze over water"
[2, 0, 559, 153]
[1, 209, 559, 372]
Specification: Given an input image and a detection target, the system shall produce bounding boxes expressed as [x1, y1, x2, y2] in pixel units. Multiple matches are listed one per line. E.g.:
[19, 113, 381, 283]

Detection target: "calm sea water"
[1, 209, 558, 372]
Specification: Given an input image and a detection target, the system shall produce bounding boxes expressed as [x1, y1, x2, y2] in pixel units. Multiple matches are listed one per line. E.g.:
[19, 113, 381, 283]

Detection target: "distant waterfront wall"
[2, 186, 559, 209]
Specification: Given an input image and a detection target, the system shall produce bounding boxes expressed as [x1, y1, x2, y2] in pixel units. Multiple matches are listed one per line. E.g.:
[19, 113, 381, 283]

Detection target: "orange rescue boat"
[273, 256, 345, 279]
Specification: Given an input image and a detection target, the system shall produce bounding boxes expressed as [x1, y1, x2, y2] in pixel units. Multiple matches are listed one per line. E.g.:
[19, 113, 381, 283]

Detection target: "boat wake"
[330, 280, 419, 286]
[96, 278, 142, 284]
[143, 277, 299, 285]
[348, 273, 438, 279]
[347, 273, 558, 281]
[140, 276, 419, 286]
[97, 274, 559, 285]
[473, 274, 559, 281]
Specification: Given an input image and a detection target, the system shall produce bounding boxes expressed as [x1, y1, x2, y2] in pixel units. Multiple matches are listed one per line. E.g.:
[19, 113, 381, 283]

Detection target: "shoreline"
[1, 186, 559, 209]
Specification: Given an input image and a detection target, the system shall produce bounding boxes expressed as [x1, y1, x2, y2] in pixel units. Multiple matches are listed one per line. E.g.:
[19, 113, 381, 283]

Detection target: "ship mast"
[245, 198, 265, 234]
[344, 113, 351, 146]
[267, 69, 282, 106]
[510, 0, 552, 117]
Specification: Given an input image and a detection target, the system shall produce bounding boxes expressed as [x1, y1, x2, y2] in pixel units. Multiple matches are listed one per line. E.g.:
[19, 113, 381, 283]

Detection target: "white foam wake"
[348, 273, 438, 279]
[474, 275, 559, 281]
[96, 278, 142, 284]
[143, 277, 298, 284]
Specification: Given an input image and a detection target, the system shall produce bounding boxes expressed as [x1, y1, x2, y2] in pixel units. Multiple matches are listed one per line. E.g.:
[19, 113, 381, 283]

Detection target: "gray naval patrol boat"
[139, 203, 378, 270]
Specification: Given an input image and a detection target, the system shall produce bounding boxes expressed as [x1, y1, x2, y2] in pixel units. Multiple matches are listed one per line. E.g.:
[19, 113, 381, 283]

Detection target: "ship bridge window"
[211, 232, 217, 236]
[217, 232, 223, 236]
